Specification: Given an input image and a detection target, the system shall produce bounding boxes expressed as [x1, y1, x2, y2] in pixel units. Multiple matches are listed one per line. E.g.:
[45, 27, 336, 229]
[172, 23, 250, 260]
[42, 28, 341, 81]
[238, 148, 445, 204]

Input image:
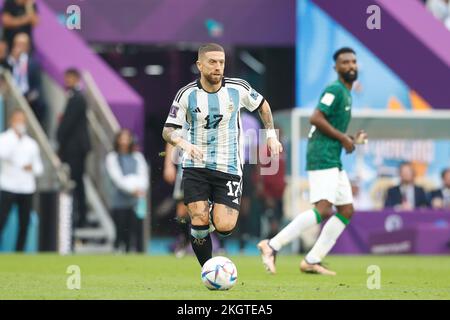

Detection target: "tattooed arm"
[162, 126, 204, 160]
[257, 100, 283, 155]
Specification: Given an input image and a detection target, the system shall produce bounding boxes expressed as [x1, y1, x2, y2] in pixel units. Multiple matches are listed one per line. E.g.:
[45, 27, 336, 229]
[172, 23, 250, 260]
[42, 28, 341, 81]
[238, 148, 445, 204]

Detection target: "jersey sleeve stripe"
[164, 123, 182, 129]
[225, 78, 251, 88]
[175, 82, 196, 102]
[225, 80, 250, 91]
[225, 77, 251, 88]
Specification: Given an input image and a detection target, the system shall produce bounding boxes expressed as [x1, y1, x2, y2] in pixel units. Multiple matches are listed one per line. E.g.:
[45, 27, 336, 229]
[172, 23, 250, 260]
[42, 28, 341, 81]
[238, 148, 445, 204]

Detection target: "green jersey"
[306, 79, 352, 171]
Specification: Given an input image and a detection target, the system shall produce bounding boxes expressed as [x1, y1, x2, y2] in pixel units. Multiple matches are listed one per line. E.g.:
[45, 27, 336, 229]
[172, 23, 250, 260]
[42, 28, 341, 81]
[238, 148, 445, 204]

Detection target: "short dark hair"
[113, 129, 136, 154]
[441, 168, 450, 179]
[65, 68, 81, 78]
[399, 161, 413, 171]
[333, 47, 356, 62]
[198, 43, 224, 59]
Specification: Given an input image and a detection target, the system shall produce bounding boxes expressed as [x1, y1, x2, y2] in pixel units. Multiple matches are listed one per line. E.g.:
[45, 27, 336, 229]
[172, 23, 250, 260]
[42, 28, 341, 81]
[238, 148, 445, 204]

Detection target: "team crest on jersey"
[228, 100, 234, 112]
[250, 89, 259, 100]
[169, 105, 179, 118]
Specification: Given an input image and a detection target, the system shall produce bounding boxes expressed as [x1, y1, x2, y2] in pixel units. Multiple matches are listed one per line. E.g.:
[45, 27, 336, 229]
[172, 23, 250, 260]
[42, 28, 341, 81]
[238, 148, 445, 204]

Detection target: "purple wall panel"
[42, 0, 295, 46]
[313, 0, 450, 108]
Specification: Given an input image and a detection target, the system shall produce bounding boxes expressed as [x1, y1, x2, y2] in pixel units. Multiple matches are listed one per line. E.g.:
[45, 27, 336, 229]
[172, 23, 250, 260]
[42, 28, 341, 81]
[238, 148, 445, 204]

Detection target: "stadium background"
[0, 0, 449, 259]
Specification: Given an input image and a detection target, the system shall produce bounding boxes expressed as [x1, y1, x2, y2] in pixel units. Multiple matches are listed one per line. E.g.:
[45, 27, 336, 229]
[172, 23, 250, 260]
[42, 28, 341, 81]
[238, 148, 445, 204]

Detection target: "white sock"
[268, 209, 321, 251]
[305, 214, 349, 264]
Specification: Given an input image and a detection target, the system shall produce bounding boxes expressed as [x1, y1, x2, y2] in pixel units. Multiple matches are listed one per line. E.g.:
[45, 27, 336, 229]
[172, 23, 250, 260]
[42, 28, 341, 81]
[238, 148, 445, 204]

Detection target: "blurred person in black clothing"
[57, 68, 91, 228]
[6, 32, 45, 127]
[1, 0, 39, 50]
[430, 168, 450, 210]
[384, 162, 429, 210]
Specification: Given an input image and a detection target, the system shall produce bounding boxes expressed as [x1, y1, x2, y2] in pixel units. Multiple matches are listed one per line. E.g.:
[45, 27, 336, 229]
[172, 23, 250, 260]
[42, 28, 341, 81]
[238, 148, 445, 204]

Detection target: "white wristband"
[266, 129, 277, 140]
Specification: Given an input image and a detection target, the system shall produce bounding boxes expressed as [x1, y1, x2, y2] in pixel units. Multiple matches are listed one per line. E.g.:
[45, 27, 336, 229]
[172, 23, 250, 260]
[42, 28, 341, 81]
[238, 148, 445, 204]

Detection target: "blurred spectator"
[163, 142, 190, 258]
[0, 40, 9, 70]
[106, 129, 149, 253]
[57, 68, 91, 228]
[6, 33, 45, 127]
[427, 0, 450, 30]
[429, 168, 450, 209]
[255, 134, 286, 239]
[384, 162, 429, 210]
[1, 0, 39, 50]
[351, 179, 373, 211]
[0, 109, 43, 251]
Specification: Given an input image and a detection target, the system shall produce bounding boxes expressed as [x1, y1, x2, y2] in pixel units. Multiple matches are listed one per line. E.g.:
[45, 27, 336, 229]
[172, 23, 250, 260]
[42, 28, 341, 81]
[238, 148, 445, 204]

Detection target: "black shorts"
[182, 167, 242, 211]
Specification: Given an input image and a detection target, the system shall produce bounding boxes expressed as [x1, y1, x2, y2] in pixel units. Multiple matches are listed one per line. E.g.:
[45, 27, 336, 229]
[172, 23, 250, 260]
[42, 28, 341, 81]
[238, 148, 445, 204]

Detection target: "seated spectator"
[384, 162, 429, 210]
[0, 109, 43, 251]
[6, 32, 45, 127]
[427, 0, 450, 30]
[1, 0, 39, 50]
[429, 168, 450, 209]
[106, 129, 149, 253]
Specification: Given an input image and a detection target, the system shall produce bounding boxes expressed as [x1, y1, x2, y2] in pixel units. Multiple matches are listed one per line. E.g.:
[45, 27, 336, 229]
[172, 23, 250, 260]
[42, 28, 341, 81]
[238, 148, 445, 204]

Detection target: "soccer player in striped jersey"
[162, 43, 283, 267]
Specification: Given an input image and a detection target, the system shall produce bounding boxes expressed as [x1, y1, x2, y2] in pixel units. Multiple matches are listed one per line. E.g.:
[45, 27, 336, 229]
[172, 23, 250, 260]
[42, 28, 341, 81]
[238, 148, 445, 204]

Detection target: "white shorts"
[308, 168, 353, 206]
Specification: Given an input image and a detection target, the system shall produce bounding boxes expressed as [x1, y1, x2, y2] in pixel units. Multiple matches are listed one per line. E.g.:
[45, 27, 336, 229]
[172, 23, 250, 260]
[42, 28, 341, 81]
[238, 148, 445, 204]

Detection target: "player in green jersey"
[258, 47, 368, 275]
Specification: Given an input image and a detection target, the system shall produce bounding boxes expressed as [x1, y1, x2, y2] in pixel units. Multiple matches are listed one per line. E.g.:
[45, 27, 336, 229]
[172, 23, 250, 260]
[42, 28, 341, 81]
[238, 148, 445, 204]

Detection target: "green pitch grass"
[0, 254, 449, 300]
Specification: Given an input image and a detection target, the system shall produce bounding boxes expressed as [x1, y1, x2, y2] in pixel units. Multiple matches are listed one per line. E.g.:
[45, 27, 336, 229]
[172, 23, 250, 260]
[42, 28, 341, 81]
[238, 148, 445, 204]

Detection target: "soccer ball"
[201, 256, 238, 290]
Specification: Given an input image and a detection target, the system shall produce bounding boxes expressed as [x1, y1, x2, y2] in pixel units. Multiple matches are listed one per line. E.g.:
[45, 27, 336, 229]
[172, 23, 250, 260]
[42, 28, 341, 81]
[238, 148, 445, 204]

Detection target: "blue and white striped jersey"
[164, 77, 264, 177]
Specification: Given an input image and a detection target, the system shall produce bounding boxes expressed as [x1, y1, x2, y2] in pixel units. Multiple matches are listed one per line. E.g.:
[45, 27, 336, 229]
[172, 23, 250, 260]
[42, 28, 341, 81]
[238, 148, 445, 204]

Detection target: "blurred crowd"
[0, 1, 150, 253]
[383, 162, 450, 211]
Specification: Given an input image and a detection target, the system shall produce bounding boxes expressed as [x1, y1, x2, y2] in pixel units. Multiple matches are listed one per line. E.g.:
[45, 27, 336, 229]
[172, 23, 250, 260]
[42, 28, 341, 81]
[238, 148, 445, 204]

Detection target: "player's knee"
[214, 220, 237, 234]
[316, 207, 333, 220]
[340, 207, 354, 220]
[315, 200, 333, 219]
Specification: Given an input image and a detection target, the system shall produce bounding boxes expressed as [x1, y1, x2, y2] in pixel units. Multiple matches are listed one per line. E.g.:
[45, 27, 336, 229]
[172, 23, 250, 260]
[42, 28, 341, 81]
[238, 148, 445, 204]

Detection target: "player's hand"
[354, 130, 368, 145]
[341, 135, 355, 154]
[133, 190, 146, 198]
[163, 163, 176, 185]
[267, 137, 283, 156]
[178, 140, 204, 161]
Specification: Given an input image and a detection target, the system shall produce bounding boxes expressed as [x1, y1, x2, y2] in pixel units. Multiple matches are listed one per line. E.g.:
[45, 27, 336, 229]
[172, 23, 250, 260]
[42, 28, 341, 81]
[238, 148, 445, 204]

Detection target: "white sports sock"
[305, 214, 348, 264]
[268, 209, 321, 251]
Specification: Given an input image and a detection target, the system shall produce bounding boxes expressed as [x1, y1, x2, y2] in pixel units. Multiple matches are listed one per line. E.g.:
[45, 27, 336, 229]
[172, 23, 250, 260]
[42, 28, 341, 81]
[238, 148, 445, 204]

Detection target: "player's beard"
[342, 69, 358, 83]
[204, 73, 223, 85]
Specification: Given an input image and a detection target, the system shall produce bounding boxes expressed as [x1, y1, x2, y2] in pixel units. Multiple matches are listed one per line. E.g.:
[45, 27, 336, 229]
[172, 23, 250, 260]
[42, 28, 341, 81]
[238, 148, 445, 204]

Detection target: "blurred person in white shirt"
[106, 129, 148, 253]
[0, 109, 43, 251]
